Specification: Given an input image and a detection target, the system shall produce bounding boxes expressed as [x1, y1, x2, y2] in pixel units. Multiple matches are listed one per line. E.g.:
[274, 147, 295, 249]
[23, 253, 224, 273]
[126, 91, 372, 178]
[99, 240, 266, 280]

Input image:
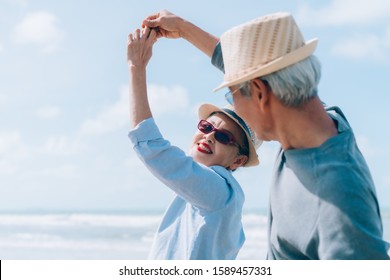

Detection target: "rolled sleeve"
[128, 118, 163, 145]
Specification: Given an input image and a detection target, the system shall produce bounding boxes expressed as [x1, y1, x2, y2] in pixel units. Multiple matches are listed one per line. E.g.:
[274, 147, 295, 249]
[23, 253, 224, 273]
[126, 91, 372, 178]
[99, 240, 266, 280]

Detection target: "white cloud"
[0, 128, 80, 177]
[80, 86, 129, 136]
[296, 1, 390, 61]
[0, 131, 30, 175]
[35, 105, 61, 119]
[0, 94, 8, 109]
[331, 29, 390, 61]
[297, 0, 390, 26]
[13, 11, 64, 53]
[40, 135, 77, 156]
[148, 84, 189, 115]
[37, 164, 77, 178]
[0, 43, 4, 52]
[0, 131, 29, 158]
[6, 0, 29, 7]
[80, 84, 189, 136]
[356, 134, 379, 159]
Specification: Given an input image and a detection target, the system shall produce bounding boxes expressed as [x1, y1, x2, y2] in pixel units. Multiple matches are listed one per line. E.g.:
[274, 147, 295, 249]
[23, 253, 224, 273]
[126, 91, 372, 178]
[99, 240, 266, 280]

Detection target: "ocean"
[0, 209, 388, 260]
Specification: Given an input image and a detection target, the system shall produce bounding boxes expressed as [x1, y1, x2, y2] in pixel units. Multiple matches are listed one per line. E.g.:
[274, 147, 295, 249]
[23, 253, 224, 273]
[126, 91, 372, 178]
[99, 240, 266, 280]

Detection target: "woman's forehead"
[207, 113, 239, 132]
[207, 113, 228, 125]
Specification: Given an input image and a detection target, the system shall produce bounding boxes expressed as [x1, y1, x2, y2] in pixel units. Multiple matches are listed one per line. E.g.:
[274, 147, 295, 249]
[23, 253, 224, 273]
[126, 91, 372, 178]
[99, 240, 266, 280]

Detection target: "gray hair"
[239, 55, 321, 107]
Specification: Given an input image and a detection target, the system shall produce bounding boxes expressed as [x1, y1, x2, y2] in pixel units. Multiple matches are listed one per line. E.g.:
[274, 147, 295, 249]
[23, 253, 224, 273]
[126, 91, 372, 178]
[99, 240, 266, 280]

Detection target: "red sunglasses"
[197, 120, 240, 147]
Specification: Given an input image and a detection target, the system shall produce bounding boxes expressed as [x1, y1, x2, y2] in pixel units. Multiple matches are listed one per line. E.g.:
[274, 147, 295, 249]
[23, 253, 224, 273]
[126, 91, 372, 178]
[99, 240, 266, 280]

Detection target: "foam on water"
[0, 209, 388, 260]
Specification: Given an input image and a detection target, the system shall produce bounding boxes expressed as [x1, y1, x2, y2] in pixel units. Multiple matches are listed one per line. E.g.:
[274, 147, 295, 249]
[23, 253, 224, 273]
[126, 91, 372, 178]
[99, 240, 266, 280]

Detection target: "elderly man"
[142, 10, 390, 259]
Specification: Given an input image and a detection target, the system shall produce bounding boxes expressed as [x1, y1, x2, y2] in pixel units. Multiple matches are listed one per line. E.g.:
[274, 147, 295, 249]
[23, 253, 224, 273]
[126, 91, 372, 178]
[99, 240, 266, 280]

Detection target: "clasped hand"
[127, 27, 157, 68]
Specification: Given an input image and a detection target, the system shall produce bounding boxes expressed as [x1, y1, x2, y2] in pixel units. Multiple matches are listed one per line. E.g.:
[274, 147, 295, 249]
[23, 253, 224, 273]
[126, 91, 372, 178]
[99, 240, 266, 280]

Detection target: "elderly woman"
[126, 27, 261, 259]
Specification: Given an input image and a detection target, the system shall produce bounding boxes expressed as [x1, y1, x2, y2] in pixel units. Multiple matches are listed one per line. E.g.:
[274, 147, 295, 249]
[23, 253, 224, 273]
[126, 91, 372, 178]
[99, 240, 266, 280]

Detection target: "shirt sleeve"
[313, 154, 390, 259]
[211, 42, 225, 73]
[315, 188, 390, 259]
[128, 118, 233, 212]
[313, 111, 390, 259]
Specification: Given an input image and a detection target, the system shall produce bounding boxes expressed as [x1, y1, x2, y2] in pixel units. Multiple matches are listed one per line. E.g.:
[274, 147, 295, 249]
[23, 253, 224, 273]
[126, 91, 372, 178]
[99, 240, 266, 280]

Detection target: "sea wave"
[0, 210, 388, 260]
[0, 214, 162, 227]
[0, 211, 268, 259]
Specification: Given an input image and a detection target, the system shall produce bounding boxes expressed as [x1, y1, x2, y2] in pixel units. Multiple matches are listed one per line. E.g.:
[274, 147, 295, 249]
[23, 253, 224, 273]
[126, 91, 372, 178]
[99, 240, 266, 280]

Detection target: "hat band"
[222, 108, 254, 144]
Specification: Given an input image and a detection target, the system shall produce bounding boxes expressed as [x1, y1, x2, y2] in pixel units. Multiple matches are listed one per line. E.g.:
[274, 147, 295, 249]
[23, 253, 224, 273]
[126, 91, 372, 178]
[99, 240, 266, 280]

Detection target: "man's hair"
[240, 55, 322, 107]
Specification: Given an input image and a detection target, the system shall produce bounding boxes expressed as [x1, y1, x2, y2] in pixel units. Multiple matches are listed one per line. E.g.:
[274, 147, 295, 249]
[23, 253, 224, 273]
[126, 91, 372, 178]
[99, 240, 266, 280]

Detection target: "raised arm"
[142, 10, 219, 58]
[127, 27, 157, 127]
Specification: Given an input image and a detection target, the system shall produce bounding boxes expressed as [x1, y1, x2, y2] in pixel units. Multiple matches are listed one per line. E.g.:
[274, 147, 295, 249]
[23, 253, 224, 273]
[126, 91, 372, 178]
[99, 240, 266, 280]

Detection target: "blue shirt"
[128, 118, 245, 259]
[267, 106, 390, 259]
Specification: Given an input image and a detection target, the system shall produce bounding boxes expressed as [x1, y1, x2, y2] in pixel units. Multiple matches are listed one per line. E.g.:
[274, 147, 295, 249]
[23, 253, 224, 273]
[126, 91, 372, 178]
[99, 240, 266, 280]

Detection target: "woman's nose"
[203, 132, 215, 144]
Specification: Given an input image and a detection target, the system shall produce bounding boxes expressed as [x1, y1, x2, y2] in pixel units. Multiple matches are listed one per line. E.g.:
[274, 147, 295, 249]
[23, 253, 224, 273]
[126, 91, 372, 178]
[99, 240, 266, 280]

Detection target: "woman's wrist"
[128, 63, 147, 72]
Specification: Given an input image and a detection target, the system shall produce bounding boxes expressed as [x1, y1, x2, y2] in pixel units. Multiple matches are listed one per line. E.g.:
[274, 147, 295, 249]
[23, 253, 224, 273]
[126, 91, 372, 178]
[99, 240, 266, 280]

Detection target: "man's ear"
[228, 155, 248, 171]
[251, 79, 270, 111]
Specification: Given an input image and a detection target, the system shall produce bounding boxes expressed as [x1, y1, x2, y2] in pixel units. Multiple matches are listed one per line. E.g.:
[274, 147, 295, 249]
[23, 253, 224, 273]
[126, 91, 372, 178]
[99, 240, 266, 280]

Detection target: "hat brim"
[213, 39, 318, 92]
[198, 103, 260, 167]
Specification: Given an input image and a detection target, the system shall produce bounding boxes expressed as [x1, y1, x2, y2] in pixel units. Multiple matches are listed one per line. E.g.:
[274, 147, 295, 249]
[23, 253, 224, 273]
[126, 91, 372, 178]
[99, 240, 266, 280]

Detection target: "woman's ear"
[228, 155, 248, 171]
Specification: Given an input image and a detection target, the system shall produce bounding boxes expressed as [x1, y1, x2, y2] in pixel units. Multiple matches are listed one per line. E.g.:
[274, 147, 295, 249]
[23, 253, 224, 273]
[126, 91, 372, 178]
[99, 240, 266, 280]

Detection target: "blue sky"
[0, 0, 390, 211]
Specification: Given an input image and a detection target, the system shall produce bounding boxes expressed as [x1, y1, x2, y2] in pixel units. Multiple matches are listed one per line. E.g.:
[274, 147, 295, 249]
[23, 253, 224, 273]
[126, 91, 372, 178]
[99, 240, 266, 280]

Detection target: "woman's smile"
[197, 142, 213, 154]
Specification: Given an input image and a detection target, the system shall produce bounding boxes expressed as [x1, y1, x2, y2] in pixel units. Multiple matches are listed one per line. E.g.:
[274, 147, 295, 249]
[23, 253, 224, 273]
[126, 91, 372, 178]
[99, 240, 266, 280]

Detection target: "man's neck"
[274, 97, 338, 150]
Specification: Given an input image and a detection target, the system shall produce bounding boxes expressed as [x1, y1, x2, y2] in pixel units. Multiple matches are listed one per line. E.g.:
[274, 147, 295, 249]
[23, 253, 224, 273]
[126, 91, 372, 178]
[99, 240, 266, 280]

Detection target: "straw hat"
[213, 12, 318, 91]
[198, 103, 261, 167]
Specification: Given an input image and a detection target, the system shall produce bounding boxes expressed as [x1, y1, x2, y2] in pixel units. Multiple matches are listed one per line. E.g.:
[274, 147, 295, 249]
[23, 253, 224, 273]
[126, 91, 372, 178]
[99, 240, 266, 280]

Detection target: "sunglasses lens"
[198, 120, 213, 133]
[198, 120, 236, 145]
[214, 131, 232, 144]
[225, 91, 234, 105]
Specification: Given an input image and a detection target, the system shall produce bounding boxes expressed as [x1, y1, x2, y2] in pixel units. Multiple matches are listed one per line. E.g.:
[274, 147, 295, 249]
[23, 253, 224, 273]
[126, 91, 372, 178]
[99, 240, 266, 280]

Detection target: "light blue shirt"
[128, 118, 245, 260]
